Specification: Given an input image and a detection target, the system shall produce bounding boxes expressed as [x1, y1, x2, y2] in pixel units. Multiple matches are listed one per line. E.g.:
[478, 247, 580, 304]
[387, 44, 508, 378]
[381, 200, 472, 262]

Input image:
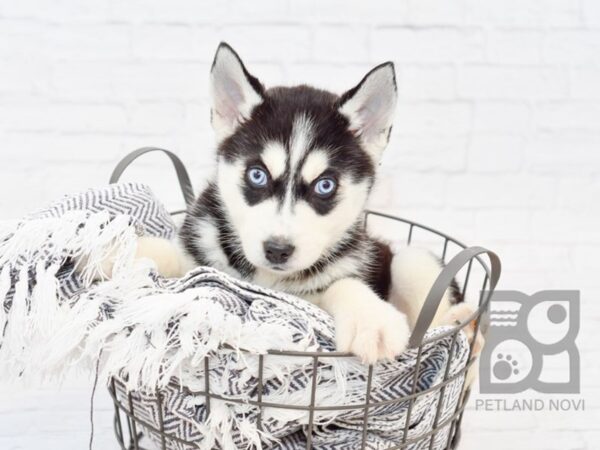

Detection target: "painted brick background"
[0, 0, 599, 449]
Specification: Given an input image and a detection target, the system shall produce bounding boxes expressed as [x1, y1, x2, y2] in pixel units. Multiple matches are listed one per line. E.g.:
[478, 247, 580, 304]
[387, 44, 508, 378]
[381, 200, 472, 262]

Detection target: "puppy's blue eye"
[314, 177, 336, 197]
[247, 167, 268, 187]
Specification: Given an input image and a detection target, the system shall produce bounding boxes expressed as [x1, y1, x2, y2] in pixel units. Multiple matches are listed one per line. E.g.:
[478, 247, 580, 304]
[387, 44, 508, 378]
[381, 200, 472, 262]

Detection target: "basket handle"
[109, 147, 195, 208]
[408, 246, 501, 348]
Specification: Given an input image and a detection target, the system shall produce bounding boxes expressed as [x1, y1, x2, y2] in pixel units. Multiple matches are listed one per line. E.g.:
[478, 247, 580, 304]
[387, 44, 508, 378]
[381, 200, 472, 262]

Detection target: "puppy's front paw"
[336, 300, 410, 364]
[324, 279, 410, 364]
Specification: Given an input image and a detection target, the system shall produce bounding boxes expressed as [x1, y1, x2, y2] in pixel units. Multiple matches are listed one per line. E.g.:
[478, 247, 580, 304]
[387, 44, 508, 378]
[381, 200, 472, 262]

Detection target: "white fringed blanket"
[0, 183, 469, 450]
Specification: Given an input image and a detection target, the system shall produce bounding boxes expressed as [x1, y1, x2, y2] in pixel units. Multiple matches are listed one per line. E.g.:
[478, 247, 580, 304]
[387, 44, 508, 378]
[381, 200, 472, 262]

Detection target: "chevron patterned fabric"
[0, 183, 469, 449]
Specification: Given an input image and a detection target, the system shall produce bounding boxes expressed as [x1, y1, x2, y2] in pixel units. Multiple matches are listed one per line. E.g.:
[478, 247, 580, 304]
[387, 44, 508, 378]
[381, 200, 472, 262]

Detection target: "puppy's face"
[210, 43, 397, 275]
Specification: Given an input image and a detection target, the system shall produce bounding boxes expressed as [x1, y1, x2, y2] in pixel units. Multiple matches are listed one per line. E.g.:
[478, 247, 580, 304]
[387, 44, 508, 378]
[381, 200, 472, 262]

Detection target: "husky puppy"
[119, 43, 475, 363]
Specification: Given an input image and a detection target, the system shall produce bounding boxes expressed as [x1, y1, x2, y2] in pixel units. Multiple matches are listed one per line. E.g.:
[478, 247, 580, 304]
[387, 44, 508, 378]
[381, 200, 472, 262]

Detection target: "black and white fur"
[120, 43, 475, 363]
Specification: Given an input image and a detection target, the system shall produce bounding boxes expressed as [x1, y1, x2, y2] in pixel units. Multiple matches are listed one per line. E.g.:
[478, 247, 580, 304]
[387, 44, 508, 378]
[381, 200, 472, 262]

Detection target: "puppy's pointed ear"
[338, 62, 397, 161]
[210, 43, 264, 142]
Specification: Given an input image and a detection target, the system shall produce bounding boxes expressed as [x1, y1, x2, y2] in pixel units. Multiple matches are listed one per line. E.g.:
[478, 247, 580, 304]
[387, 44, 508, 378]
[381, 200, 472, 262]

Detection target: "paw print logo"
[480, 290, 580, 394]
[493, 354, 519, 380]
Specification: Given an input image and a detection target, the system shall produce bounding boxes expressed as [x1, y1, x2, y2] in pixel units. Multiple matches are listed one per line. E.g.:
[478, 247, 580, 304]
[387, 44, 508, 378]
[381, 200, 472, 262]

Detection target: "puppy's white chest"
[251, 269, 324, 306]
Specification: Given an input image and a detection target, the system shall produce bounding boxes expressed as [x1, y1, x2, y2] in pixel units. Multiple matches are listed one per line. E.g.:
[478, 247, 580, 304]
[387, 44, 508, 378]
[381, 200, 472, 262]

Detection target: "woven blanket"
[0, 183, 469, 450]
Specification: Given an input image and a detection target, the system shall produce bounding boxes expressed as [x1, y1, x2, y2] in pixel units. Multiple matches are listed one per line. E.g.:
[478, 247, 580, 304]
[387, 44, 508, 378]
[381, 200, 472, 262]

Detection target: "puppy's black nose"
[263, 239, 295, 265]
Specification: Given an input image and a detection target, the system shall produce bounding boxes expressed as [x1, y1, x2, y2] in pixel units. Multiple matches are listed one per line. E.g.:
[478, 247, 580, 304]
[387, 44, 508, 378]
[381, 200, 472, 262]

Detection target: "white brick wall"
[0, 1, 598, 448]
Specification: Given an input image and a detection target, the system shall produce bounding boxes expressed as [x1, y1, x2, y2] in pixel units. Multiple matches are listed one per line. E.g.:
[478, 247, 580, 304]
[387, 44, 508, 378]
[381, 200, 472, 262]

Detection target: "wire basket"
[107, 148, 501, 450]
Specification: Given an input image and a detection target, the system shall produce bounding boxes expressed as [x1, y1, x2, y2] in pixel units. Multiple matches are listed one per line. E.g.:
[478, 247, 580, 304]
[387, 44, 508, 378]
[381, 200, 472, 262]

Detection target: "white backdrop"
[1, 1, 599, 449]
